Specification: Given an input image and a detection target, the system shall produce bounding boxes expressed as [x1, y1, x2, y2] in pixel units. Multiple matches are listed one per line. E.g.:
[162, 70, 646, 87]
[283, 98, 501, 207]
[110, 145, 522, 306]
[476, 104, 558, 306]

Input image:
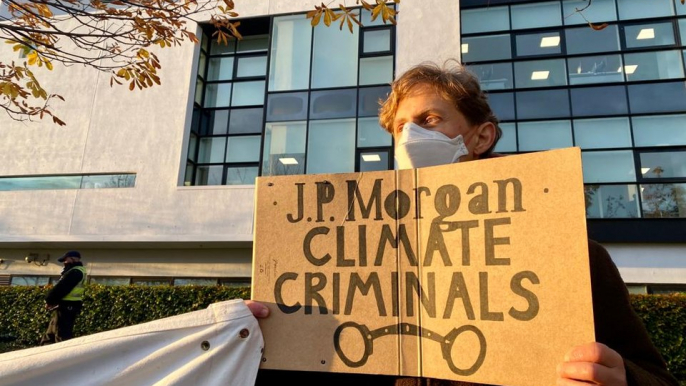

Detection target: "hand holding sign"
[557, 342, 627, 386]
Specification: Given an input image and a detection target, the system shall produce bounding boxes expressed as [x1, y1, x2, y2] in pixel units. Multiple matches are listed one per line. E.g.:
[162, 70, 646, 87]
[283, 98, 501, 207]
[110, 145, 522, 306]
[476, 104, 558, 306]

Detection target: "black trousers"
[56, 301, 83, 340]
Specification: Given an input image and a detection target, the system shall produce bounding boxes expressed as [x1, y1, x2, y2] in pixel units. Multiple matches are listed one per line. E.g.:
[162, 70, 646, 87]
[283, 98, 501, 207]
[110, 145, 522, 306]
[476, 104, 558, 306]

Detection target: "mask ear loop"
[449, 136, 470, 163]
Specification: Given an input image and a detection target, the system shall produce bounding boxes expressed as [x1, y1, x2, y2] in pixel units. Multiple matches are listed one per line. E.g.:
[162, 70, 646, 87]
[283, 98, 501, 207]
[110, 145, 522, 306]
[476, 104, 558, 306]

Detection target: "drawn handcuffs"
[333, 322, 487, 376]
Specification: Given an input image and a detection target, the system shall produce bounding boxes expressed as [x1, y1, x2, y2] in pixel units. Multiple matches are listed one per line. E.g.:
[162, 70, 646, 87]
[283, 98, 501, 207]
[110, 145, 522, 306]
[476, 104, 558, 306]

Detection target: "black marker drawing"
[333, 322, 487, 376]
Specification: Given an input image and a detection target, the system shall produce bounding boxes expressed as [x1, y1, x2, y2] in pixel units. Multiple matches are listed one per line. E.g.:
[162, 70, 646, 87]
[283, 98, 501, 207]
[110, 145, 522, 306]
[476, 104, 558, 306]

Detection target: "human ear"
[472, 122, 496, 157]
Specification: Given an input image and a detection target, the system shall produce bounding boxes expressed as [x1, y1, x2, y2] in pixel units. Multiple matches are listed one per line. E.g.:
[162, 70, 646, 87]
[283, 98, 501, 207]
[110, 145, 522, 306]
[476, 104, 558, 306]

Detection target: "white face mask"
[394, 122, 469, 170]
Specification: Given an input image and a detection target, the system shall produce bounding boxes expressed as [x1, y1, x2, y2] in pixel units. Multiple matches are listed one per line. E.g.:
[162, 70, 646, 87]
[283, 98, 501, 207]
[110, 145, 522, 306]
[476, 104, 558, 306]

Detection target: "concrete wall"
[0, 247, 252, 277]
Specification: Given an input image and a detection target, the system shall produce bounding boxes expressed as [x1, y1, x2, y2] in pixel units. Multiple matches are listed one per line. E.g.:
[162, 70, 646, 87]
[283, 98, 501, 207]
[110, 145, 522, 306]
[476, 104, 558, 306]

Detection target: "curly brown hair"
[379, 62, 502, 156]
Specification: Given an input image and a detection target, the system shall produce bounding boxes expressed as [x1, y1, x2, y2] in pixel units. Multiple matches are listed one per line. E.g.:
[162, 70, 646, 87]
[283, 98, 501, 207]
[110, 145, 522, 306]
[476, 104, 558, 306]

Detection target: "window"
[90, 277, 131, 286]
[641, 183, 686, 218]
[514, 59, 567, 88]
[469, 63, 514, 90]
[173, 278, 218, 286]
[573, 117, 632, 149]
[563, 0, 617, 25]
[516, 89, 570, 120]
[461, 34, 512, 63]
[640, 151, 686, 179]
[0, 174, 136, 191]
[10, 276, 50, 286]
[582, 151, 637, 183]
[585, 184, 640, 218]
[187, 11, 396, 185]
[187, 19, 269, 185]
[632, 115, 686, 147]
[567, 55, 624, 85]
[518, 121, 573, 151]
[461, 6, 510, 34]
[570, 85, 628, 117]
[511, 1, 561, 30]
[566, 25, 621, 55]
[623, 50, 684, 82]
[515, 31, 562, 57]
[624, 22, 676, 49]
[488, 92, 516, 121]
[618, 0, 674, 20]
[628, 82, 686, 114]
[494, 122, 517, 153]
[269, 15, 312, 91]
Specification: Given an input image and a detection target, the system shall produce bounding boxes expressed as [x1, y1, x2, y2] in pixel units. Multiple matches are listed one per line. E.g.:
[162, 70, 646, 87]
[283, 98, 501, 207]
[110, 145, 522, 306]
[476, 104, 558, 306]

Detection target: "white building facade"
[0, 0, 684, 292]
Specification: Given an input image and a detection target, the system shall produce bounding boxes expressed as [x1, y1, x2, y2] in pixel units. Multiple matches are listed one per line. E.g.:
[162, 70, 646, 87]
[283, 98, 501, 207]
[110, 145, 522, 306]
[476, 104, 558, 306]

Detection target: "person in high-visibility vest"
[45, 250, 87, 342]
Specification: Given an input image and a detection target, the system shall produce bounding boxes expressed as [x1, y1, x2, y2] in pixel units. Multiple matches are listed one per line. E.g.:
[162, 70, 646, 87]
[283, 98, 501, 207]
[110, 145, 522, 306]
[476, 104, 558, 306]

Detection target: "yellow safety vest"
[62, 266, 87, 301]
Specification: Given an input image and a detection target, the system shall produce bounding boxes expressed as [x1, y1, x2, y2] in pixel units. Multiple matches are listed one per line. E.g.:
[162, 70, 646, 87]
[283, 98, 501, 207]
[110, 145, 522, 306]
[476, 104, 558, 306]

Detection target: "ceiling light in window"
[540, 36, 560, 47]
[641, 167, 651, 174]
[624, 65, 638, 74]
[279, 158, 298, 165]
[362, 154, 382, 162]
[461, 44, 469, 53]
[531, 71, 550, 80]
[636, 28, 655, 40]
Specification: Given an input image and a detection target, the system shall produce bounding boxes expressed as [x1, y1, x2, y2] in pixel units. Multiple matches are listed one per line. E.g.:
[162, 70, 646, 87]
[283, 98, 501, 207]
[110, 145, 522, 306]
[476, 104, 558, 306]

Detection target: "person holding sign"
[250, 63, 678, 386]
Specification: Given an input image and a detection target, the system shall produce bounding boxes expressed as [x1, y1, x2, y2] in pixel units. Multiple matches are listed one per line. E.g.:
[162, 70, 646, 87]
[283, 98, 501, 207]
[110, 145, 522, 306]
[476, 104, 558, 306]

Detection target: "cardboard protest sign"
[252, 148, 594, 386]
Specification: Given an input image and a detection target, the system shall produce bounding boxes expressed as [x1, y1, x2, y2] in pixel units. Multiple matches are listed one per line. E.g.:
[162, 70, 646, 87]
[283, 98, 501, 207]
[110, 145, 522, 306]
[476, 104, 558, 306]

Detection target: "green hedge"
[0, 287, 683, 382]
[0, 285, 249, 353]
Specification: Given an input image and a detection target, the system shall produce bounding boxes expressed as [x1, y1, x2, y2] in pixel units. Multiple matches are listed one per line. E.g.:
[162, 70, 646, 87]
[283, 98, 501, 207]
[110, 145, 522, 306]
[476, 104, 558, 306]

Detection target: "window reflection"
[461, 34, 512, 62]
[363, 29, 391, 53]
[358, 117, 392, 148]
[494, 122, 516, 153]
[582, 150, 636, 183]
[488, 92, 516, 120]
[585, 184, 640, 218]
[461, 6, 509, 33]
[232, 81, 265, 106]
[208, 57, 234, 81]
[237, 56, 268, 78]
[311, 17, 359, 88]
[632, 115, 686, 146]
[570, 85, 628, 117]
[229, 108, 263, 134]
[563, 0, 617, 25]
[573, 117, 631, 149]
[518, 120, 572, 151]
[628, 82, 686, 114]
[269, 15, 313, 91]
[618, 0, 674, 20]
[516, 32, 562, 57]
[625, 22, 675, 49]
[566, 25, 620, 55]
[310, 89, 357, 119]
[307, 119, 356, 174]
[198, 137, 226, 163]
[511, 1, 561, 29]
[641, 183, 686, 218]
[623, 50, 684, 82]
[568, 55, 624, 85]
[360, 151, 390, 172]
[196, 165, 223, 185]
[226, 136, 261, 163]
[640, 151, 686, 179]
[204, 83, 232, 108]
[358, 86, 390, 117]
[262, 122, 307, 176]
[514, 59, 567, 88]
[516, 89, 570, 119]
[359, 56, 393, 85]
[267, 92, 308, 121]
[226, 167, 259, 185]
[470, 63, 513, 90]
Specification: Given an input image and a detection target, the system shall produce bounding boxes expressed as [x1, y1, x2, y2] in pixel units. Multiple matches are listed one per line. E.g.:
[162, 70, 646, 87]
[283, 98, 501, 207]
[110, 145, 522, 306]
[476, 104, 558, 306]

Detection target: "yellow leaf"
[27, 52, 38, 65]
[324, 8, 332, 26]
[138, 48, 149, 58]
[310, 10, 322, 26]
[129, 81, 135, 91]
[45, 60, 53, 71]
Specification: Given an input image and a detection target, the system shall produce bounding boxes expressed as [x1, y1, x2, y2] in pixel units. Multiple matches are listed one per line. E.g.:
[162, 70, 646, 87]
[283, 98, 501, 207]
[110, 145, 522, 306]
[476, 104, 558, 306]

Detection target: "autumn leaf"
[588, 22, 609, 31]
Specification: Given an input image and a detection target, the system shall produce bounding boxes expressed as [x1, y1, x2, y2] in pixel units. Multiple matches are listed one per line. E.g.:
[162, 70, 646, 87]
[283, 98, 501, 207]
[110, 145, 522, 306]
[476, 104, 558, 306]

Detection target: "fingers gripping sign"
[556, 343, 627, 386]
